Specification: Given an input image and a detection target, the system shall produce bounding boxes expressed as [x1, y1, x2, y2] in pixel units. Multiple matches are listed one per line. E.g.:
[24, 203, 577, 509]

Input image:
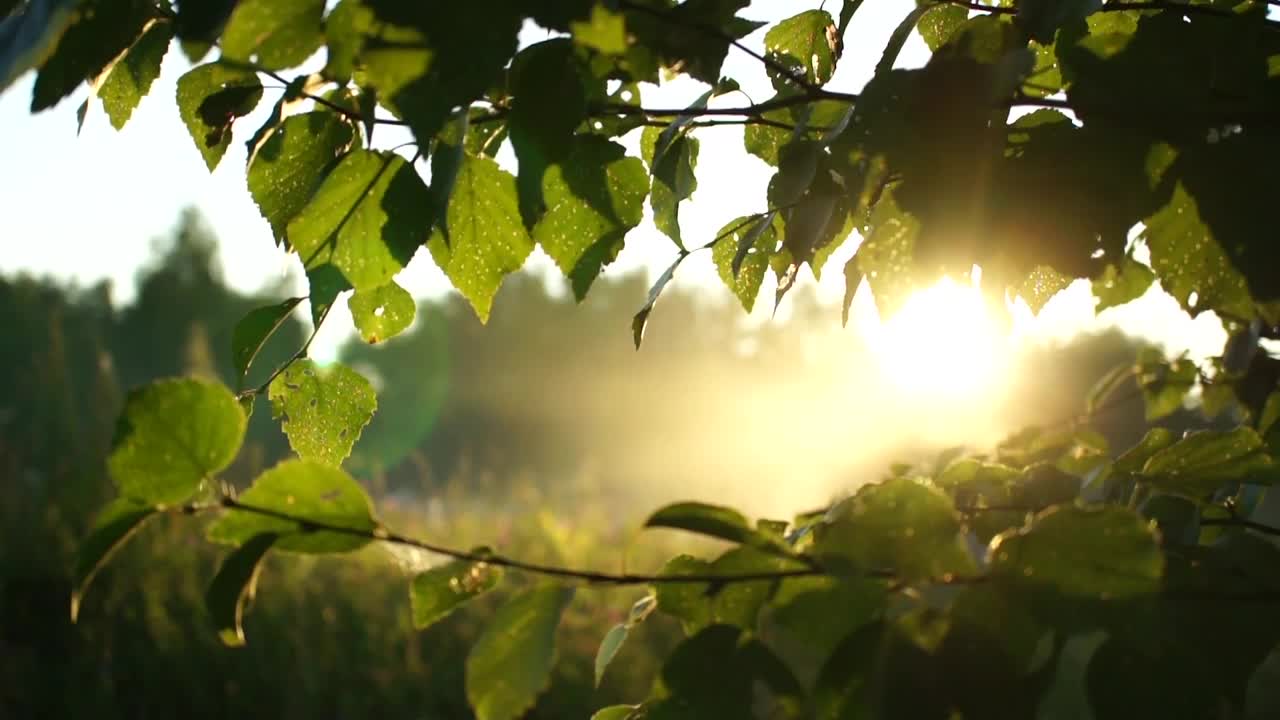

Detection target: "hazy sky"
[0, 0, 1231, 362]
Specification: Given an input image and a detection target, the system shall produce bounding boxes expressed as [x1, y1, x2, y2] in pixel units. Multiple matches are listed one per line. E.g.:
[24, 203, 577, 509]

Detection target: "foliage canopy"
[5, 0, 1280, 717]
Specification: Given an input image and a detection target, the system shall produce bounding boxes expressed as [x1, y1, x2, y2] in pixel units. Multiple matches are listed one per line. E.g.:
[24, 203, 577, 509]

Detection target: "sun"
[865, 276, 1009, 399]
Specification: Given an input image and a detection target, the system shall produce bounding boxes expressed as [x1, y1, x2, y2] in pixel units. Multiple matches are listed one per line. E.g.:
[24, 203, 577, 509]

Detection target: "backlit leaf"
[594, 623, 628, 686]
[176, 63, 263, 171]
[288, 149, 429, 292]
[646, 501, 791, 556]
[348, 280, 415, 344]
[268, 359, 375, 466]
[713, 213, 779, 312]
[247, 111, 355, 243]
[427, 153, 534, 321]
[31, 0, 154, 111]
[98, 18, 172, 129]
[764, 9, 837, 89]
[641, 125, 699, 249]
[533, 137, 648, 300]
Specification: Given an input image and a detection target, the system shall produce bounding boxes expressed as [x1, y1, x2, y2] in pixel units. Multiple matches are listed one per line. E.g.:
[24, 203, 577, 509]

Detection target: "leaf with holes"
[713, 213, 778, 312]
[764, 9, 837, 89]
[348, 281, 415, 344]
[207, 459, 377, 553]
[176, 63, 263, 171]
[534, 137, 648, 300]
[267, 359, 376, 466]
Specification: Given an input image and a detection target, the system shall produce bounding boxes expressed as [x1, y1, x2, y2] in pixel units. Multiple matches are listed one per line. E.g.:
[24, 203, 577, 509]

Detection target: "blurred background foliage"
[0, 209, 1216, 718]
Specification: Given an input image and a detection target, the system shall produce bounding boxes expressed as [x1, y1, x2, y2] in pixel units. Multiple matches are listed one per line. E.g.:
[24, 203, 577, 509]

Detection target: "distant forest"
[0, 208, 1207, 540]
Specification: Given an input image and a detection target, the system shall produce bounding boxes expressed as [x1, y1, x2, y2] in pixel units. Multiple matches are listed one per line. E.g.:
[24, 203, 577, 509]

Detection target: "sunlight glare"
[867, 277, 1008, 399]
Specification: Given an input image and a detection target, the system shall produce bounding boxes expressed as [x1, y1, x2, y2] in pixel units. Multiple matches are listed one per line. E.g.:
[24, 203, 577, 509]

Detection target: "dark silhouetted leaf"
[231, 297, 303, 384]
[71, 497, 158, 622]
[207, 532, 277, 646]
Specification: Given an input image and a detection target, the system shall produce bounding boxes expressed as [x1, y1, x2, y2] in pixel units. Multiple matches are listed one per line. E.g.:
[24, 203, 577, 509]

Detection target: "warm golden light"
[867, 277, 1008, 399]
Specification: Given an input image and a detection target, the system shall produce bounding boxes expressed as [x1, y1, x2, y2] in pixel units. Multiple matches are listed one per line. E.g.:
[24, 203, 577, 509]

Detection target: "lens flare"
[867, 277, 1008, 399]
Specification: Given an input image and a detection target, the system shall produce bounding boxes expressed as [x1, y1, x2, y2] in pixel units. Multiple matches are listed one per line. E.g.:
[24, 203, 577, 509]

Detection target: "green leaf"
[645, 501, 792, 556]
[713, 214, 778, 312]
[1139, 427, 1279, 498]
[571, 5, 627, 55]
[918, 3, 967, 52]
[31, 0, 155, 111]
[466, 585, 575, 720]
[348, 281, 415, 344]
[815, 477, 975, 581]
[652, 555, 714, 634]
[176, 63, 264, 171]
[764, 10, 838, 89]
[267, 358, 376, 466]
[97, 18, 172, 130]
[247, 111, 355, 243]
[594, 623, 628, 687]
[288, 149, 430, 292]
[410, 555, 502, 630]
[533, 137, 649, 300]
[1114, 428, 1175, 474]
[71, 497, 158, 622]
[0, 0, 79, 95]
[427, 153, 535, 321]
[1143, 182, 1253, 320]
[108, 378, 246, 505]
[641, 125, 699, 249]
[207, 532, 276, 647]
[989, 505, 1163, 600]
[207, 459, 377, 553]
[1092, 255, 1154, 310]
[220, 0, 324, 70]
[231, 297, 303, 385]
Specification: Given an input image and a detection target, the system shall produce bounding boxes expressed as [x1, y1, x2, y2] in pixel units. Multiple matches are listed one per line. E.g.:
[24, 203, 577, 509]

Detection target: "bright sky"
[0, 0, 1230, 365]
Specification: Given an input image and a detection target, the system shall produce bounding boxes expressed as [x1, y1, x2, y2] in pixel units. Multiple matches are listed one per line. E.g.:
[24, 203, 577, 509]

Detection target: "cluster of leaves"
[5, 0, 1280, 717]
